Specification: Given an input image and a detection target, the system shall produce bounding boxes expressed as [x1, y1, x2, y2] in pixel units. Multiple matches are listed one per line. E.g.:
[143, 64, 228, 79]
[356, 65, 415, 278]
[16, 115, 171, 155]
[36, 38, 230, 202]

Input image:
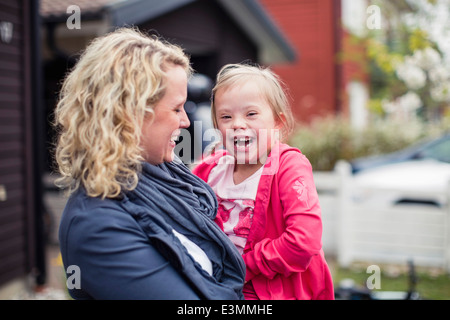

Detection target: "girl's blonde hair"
[211, 63, 295, 141]
[53, 27, 192, 199]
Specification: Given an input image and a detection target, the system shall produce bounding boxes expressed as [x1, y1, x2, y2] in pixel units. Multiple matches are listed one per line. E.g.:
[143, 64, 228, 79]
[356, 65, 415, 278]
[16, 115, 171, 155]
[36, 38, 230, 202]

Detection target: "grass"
[329, 260, 450, 300]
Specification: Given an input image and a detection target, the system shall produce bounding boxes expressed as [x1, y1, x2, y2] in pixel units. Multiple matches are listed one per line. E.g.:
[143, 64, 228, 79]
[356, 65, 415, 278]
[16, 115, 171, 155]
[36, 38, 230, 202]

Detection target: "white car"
[351, 159, 450, 208]
[350, 133, 450, 174]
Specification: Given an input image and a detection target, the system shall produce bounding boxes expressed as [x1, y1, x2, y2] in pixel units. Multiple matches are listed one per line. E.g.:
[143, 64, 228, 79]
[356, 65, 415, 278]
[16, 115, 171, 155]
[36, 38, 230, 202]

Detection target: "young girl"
[192, 63, 334, 300]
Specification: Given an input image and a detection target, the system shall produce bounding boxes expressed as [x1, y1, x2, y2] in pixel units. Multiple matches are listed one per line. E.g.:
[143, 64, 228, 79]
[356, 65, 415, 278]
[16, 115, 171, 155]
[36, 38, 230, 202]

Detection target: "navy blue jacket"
[59, 187, 245, 300]
[59, 189, 204, 299]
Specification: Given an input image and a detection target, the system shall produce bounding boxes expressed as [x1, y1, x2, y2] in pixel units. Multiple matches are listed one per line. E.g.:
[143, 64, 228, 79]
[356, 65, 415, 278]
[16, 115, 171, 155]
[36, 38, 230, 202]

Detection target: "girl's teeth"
[234, 137, 252, 146]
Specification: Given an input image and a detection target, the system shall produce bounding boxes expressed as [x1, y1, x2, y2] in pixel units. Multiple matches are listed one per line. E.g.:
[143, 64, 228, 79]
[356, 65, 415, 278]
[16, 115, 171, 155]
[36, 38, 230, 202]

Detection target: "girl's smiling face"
[214, 80, 281, 167]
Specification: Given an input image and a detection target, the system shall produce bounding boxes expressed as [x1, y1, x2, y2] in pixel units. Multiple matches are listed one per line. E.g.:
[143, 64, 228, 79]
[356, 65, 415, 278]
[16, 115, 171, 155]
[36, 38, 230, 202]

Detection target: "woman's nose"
[180, 109, 190, 128]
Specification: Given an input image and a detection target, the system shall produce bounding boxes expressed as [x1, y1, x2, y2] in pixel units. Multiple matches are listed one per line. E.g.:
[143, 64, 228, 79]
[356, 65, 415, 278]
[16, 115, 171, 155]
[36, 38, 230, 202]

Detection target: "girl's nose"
[180, 109, 190, 128]
[231, 116, 246, 130]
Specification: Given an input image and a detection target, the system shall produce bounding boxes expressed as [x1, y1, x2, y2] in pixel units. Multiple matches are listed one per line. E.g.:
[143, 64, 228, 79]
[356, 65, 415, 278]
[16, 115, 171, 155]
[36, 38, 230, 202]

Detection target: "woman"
[54, 27, 245, 300]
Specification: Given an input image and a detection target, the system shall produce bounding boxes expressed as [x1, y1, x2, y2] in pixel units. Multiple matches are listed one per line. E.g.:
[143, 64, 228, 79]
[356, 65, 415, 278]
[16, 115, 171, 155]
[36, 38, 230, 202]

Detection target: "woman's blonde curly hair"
[53, 27, 192, 199]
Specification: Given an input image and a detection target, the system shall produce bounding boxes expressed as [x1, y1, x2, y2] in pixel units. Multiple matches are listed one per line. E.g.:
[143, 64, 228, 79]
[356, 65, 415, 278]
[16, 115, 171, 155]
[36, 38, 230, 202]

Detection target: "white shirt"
[173, 229, 213, 276]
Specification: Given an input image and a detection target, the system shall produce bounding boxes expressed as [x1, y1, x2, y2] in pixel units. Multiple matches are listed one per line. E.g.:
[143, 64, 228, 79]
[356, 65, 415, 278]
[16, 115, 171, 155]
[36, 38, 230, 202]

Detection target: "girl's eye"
[221, 115, 231, 119]
[247, 112, 257, 117]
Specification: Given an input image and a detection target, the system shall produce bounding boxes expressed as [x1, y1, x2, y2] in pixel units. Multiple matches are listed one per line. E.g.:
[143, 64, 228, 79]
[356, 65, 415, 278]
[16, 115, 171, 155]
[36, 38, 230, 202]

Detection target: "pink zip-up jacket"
[192, 142, 334, 300]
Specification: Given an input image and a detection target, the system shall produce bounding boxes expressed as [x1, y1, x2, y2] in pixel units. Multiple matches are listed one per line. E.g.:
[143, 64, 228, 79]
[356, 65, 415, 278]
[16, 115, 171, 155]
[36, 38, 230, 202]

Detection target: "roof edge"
[108, 0, 196, 27]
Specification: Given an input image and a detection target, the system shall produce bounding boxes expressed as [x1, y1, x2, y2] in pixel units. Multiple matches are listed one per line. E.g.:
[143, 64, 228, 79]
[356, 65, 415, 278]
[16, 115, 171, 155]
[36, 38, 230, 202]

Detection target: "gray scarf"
[121, 157, 245, 300]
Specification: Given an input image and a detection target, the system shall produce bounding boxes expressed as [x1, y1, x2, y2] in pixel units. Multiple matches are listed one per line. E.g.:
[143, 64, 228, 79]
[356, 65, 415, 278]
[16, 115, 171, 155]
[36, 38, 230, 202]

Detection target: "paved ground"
[8, 177, 70, 300]
[10, 244, 69, 300]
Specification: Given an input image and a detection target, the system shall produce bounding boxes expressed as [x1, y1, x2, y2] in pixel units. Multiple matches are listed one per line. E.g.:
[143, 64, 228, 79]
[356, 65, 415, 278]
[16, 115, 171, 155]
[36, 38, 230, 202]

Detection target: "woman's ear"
[143, 108, 156, 123]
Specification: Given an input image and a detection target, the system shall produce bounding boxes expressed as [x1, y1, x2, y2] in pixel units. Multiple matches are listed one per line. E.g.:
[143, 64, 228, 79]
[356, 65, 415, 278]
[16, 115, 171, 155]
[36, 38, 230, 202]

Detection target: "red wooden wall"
[260, 0, 342, 124]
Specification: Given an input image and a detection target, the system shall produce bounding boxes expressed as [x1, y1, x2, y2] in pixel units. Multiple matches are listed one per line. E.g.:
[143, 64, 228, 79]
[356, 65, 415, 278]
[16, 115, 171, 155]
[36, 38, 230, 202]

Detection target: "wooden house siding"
[0, 0, 35, 287]
[260, 0, 341, 122]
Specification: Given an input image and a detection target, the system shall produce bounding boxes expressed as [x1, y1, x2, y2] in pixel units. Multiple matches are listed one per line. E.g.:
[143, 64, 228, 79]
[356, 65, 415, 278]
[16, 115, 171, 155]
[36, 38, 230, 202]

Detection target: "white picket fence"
[314, 161, 450, 273]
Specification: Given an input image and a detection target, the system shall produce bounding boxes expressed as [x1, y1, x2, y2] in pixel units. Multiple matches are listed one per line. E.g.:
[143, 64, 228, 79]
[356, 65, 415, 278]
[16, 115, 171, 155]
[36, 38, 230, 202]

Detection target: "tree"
[366, 0, 450, 122]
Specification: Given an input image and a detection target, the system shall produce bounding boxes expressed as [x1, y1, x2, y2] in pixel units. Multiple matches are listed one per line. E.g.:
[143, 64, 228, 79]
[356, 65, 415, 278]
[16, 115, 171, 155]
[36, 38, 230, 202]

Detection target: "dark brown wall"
[139, 0, 258, 79]
[0, 0, 36, 287]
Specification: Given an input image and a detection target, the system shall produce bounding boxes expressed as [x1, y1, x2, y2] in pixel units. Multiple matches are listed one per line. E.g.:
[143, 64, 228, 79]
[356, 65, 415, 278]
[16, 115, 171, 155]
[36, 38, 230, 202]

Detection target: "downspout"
[333, 0, 343, 115]
[23, 0, 46, 286]
[31, 0, 46, 286]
